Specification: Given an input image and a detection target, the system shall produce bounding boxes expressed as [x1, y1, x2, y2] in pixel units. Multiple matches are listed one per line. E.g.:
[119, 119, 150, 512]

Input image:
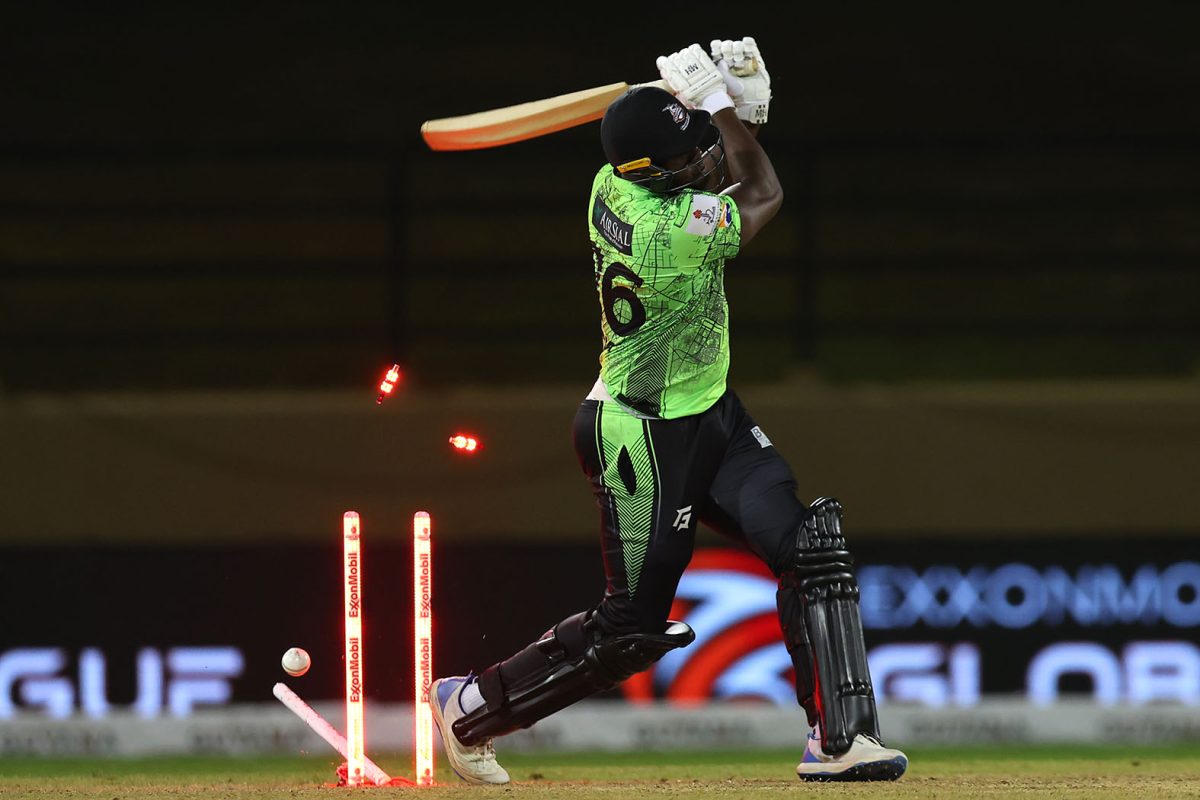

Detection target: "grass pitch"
[1, 745, 1198, 799]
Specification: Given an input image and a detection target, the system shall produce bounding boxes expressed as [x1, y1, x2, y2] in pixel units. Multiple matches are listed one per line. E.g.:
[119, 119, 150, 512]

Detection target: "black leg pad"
[779, 497, 881, 755]
[453, 615, 694, 746]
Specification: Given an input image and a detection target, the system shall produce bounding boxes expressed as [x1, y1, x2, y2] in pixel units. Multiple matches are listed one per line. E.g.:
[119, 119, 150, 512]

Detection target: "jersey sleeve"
[666, 190, 742, 270]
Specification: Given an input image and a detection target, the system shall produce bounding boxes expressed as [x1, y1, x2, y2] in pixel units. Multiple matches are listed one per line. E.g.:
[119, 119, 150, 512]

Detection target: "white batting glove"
[656, 44, 735, 116]
[710, 37, 771, 124]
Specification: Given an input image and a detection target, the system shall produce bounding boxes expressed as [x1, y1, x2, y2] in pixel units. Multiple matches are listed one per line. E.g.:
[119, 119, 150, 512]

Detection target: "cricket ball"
[281, 647, 311, 677]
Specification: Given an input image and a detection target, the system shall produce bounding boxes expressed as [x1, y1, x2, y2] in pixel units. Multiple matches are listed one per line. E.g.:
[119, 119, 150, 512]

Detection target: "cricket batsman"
[429, 37, 908, 784]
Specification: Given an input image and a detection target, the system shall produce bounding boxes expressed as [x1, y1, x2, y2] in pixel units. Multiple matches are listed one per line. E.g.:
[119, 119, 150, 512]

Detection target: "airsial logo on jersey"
[592, 196, 633, 255]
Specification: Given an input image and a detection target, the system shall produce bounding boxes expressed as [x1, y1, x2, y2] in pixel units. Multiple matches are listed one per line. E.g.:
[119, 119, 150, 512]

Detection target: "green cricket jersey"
[587, 165, 741, 419]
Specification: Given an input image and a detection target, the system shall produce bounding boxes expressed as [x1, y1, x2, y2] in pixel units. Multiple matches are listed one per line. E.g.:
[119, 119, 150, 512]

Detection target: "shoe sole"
[797, 756, 908, 782]
[428, 679, 509, 786]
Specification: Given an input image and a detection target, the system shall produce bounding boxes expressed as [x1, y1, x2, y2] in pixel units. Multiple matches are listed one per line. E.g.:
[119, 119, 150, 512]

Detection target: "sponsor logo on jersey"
[685, 194, 722, 236]
[592, 195, 634, 254]
[718, 201, 733, 229]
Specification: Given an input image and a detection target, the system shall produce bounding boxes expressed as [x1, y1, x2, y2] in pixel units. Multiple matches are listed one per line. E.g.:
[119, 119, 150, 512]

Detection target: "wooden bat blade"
[420, 80, 666, 151]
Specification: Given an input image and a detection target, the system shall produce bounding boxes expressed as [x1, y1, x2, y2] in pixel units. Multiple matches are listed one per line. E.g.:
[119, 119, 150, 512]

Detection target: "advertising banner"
[2, 537, 1196, 720]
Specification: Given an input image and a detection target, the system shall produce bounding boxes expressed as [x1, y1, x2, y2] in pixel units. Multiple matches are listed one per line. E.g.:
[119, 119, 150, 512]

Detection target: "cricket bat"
[420, 79, 668, 151]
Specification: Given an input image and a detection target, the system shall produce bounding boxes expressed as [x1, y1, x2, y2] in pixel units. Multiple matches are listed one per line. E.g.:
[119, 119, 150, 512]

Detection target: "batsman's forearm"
[714, 109, 779, 194]
[711, 108, 782, 244]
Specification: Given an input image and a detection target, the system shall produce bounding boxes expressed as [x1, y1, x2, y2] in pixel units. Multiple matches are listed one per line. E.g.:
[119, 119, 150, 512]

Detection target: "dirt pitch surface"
[2, 745, 1198, 800]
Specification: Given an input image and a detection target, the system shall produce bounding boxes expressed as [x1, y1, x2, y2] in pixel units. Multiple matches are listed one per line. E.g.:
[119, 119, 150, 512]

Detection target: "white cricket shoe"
[429, 676, 511, 785]
[795, 728, 908, 781]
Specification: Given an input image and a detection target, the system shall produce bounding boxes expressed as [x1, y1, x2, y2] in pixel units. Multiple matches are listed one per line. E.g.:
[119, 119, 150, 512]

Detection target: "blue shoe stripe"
[436, 678, 462, 710]
[801, 731, 823, 763]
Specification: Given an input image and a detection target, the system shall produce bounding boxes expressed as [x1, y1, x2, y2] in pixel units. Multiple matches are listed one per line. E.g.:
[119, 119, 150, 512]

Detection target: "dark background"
[4, 4, 1199, 546]
[4, 3, 1198, 391]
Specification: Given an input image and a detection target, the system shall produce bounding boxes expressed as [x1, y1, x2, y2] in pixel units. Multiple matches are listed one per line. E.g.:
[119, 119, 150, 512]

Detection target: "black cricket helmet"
[600, 85, 726, 194]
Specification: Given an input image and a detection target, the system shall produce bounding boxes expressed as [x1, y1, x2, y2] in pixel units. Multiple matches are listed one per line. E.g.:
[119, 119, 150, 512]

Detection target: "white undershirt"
[585, 376, 659, 420]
